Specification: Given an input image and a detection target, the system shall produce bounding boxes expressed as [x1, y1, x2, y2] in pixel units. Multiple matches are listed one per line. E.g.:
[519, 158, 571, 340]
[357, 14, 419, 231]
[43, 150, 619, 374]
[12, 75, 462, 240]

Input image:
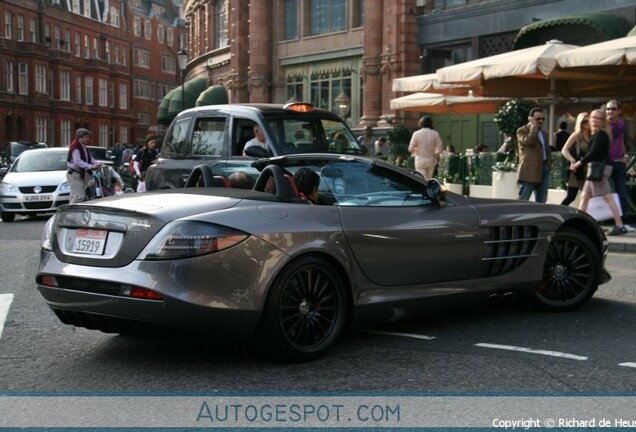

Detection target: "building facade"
[0, 0, 183, 151]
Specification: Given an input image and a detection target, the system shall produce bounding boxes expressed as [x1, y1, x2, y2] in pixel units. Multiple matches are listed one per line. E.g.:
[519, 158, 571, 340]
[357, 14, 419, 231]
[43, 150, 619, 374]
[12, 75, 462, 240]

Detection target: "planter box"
[446, 183, 464, 195]
[469, 184, 493, 198]
[492, 171, 518, 199]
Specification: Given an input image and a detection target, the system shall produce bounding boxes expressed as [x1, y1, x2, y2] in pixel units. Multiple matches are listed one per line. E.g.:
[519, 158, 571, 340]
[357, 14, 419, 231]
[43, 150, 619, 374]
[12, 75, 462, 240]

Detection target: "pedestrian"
[358, 125, 374, 155]
[516, 107, 551, 203]
[570, 109, 626, 236]
[408, 116, 443, 180]
[560, 113, 590, 206]
[605, 100, 634, 231]
[66, 128, 101, 203]
[554, 121, 570, 151]
[132, 134, 159, 180]
[374, 137, 388, 157]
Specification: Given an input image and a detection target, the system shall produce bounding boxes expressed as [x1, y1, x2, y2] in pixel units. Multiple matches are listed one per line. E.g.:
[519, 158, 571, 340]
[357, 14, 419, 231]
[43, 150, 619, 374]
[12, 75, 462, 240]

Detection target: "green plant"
[549, 152, 568, 189]
[386, 124, 411, 167]
[473, 152, 496, 185]
[493, 99, 533, 149]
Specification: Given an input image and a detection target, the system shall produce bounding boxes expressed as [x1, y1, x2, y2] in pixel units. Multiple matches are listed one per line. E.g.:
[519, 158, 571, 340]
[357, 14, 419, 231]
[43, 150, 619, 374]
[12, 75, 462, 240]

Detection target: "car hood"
[3, 170, 68, 186]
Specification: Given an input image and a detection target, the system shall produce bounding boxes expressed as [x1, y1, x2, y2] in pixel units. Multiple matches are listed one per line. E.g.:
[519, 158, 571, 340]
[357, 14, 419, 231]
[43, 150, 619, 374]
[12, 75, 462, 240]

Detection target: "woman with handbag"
[570, 109, 626, 236]
[560, 112, 590, 206]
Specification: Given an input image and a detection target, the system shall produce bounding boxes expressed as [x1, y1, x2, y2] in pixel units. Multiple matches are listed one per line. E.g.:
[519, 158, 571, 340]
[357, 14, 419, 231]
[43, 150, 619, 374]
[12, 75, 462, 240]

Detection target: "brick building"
[0, 0, 183, 152]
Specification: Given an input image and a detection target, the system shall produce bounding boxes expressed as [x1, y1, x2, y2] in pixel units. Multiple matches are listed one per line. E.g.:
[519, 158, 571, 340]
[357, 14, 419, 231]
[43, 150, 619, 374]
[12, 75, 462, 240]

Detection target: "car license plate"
[72, 229, 107, 255]
[24, 194, 52, 202]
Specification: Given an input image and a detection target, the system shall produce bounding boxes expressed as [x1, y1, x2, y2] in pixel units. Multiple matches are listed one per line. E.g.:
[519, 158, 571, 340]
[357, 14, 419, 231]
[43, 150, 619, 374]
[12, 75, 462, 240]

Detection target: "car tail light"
[126, 287, 163, 300]
[137, 221, 248, 261]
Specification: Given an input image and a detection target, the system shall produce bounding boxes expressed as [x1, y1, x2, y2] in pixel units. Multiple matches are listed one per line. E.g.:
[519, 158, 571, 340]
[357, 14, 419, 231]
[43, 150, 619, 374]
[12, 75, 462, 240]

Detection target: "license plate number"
[25, 194, 52, 202]
[72, 229, 107, 255]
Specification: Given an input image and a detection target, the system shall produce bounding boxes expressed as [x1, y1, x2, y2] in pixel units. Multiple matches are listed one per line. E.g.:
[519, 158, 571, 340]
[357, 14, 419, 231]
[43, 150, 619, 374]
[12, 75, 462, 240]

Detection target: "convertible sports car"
[36, 154, 610, 361]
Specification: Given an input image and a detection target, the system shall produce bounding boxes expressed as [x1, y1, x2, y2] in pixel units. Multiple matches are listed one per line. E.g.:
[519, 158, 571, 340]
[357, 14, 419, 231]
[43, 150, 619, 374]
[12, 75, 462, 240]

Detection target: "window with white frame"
[83, 0, 90, 17]
[121, 47, 127, 66]
[93, 37, 100, 59]
[75, 76, 82, 103]
[113, 43, 119, 64]
[167, 28, 174, 47]
[133, 48, 150, 68]
[119, 82, 128, 109]
[144, 20, 151, 40]
[133, 79, 151, 99]
[119, 126, 129, 145]
[105, 41, 111, 63]
[29, 18, 36, 42]
[108, 80, 114, 107]
[214, 1, 227, 49]
[60, 70, 70, 101]
[72, 0, 80, 14]
[61, 120, 72, 146]
[44, 23, 50, 46]
[99, 124, 109, 147]
[35, 64, 47, 94]
[4, 12, 12, 39]
[17, 15, 24, 41]
[157, 25, 165, 44]
[283, 0, 298, 41]
[133, 17, 141, 37]
[84, 34, 90, 58]
[18, 63, 28, 95]
[99, 79, 108, 106]
[138, 113, 150, 125]
[5, 61, 14, 93]
[36, 117, 47, 142]
[309, 69, 352, 116]
[85, 76, 93, 105]
[110, 6, 120, 28]
[161, 55, 176, 74]
[74, 32, 80, 56]
[55, 26, 61, 49]
[65, 29, 71, 51]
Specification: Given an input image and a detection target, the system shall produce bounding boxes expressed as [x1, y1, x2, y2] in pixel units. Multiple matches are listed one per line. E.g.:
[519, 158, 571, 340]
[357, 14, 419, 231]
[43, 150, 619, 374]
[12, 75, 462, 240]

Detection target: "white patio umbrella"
[390, 92, 505, 114]
[555, 35, 636, 82]
[392, 73, 477, 95]
[436, 40, 582, 146]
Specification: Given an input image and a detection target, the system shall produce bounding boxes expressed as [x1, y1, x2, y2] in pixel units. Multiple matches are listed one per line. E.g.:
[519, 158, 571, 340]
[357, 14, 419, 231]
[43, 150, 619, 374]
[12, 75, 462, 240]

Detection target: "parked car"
[3, 141, 48, 164]
[87, 146, 114, 166]
[36, 154, 610, 361]
[0, 148, 70, 222]
[145, 102, 364, 191]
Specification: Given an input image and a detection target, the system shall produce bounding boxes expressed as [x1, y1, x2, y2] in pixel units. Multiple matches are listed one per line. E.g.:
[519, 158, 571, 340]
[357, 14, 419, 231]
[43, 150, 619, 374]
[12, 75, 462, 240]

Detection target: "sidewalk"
[604, 229, 636, 253]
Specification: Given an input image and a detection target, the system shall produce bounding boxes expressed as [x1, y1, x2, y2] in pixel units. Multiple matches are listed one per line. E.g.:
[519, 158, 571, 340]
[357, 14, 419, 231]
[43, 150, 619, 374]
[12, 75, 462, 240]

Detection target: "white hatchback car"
[0, 147, 70, 222]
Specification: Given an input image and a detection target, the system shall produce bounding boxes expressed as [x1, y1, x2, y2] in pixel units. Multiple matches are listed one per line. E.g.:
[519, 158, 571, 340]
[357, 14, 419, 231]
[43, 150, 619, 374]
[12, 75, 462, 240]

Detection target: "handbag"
[586, 161, 605, 181]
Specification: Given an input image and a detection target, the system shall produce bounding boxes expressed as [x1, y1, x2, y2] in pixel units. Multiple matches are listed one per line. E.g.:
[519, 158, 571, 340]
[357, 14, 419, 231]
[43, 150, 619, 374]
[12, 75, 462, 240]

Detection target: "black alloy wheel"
[535, 227, 600, 311]
[257, 256, 347, 362]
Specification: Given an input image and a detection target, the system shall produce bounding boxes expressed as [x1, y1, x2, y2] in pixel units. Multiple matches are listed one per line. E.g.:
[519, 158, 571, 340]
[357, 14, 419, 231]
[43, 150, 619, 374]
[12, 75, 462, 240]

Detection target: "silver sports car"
[36, 154, 610, 361]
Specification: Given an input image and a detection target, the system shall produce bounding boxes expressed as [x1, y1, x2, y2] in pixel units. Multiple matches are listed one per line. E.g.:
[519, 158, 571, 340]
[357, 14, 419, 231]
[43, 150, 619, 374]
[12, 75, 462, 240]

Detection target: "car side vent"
[481, 226, 539, 277]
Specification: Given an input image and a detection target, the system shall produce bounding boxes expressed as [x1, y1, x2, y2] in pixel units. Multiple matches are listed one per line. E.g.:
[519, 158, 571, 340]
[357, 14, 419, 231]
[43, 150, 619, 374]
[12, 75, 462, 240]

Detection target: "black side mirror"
[244, 146, 270, 158]
[427, 178, 445, 202]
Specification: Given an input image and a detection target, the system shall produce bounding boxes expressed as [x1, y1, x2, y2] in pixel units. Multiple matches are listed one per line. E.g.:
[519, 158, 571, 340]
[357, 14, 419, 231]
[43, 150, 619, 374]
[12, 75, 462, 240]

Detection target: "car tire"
[533, 227, 600, 312]
[1, 212, 15, 223]
[255, 256, 348, 362]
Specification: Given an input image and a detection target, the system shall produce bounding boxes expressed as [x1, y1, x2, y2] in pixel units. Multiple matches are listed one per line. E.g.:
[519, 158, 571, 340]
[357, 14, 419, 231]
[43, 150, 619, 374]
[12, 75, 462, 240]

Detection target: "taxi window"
[192, 117, 226, 157]
[162, 118, 190, 156]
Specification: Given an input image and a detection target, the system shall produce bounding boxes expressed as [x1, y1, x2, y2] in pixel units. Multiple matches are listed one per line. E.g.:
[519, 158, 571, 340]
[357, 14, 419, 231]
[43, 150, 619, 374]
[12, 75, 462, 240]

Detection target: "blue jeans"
[609, 161, 628, 223]
[518, 164, 550, 203]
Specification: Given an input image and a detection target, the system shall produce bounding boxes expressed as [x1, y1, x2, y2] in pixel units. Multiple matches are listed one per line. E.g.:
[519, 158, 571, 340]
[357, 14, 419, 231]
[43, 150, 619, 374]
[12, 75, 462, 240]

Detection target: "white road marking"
[363, 330, 436, 340]
[618, 362, 636, 368]
[0, 293, 14, 339]
[476, 343, 587, 361]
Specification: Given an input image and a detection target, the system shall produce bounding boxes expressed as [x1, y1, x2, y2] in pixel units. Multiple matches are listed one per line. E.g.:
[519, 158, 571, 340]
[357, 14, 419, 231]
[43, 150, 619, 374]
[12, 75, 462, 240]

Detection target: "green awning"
[165, 76, 209, 119]
[195, 85, 228, 107]
[157, 87, 178, 124]
[514, 13, 630, 49]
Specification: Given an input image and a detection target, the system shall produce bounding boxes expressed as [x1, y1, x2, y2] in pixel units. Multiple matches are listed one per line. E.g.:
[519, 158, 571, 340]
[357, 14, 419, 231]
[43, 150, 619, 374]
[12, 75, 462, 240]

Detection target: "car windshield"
[266, 117, 364, 156]
[11, 151, 68, 173]
[283, 160, 433, 207]
[9, 142, 47, 159]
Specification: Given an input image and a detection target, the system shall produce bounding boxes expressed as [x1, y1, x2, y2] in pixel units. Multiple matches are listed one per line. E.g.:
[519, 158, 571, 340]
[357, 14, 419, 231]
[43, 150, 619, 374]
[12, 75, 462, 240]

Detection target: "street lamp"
[335, 90, 350, 118]
[177, 48, 188, 111]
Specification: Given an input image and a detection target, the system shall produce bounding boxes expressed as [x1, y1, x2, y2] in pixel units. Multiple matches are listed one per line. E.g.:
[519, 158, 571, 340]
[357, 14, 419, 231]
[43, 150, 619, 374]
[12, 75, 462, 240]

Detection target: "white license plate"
[24, 194, 52, 202]
[72, 229, 107, 255]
